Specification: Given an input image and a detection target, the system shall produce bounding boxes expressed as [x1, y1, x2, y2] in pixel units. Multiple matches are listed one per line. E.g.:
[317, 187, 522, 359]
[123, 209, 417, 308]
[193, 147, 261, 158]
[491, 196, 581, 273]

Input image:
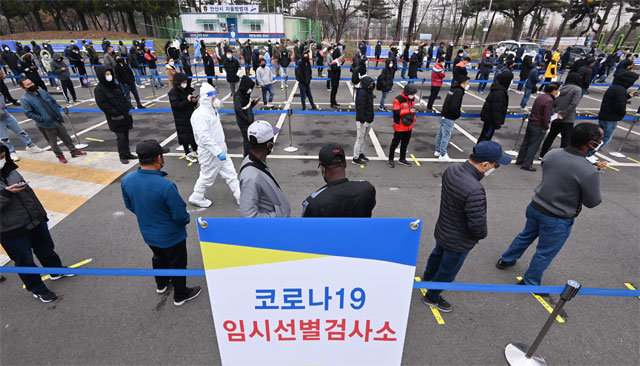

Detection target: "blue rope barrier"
[1, 266, 638, 297]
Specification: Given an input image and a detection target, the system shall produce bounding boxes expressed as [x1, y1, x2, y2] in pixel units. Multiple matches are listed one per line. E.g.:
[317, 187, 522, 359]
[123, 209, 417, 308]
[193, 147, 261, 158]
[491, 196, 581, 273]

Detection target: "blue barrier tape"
[1, 266, 638, 297]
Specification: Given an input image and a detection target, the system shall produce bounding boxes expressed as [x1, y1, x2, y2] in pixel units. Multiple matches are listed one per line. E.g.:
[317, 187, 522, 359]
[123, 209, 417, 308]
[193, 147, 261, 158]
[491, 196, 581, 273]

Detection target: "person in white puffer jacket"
[188, 82, 241, 208]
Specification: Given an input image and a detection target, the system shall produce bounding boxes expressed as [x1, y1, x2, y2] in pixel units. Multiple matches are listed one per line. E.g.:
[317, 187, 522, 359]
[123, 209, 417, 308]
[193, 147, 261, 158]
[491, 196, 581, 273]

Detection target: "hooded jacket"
[534, 48, 545, 66]
[279, 49, 291, 67]
[480, 71, 512, 128]
[0, 145, 48, 237]
[392, 90, 417, 132]
[431, 61, 445, 87]
[242, 44, 252, 65]
[234, 76, 258, 134]
[356, 76, 375, 123]
[19, 54, 42, 83]
[525, 67, 541, 90]
[169, 73, 198, 146]
[614, 60, 632, 77]
[545, 52, 560, 79]
[190, 82, 227, 157]
[223, 56, 240, 83]
[295, 55, 313, 85]
[127, 47, 140, 69]
[408, 48, 423, 79]
[479, 54, 494, 74]
[165, 62, 177, 87]
[577, 60, 594, 89]
[94, 66, 133, 133]
[520, 55, 534, 80]
[0, 45, 19, 69]
[39, 50, 53, 73]
[114, 58, 135, 86]
[203, 53, 215, 75]
[69, 47, 87, 75]
[50, 53, 71, 81]
[598, 69, 639, 122]
[376, 62, 394, 92]
[553, 73, 583, 123]
[441, 84, 466, 120]
[256, 63, 274, 86]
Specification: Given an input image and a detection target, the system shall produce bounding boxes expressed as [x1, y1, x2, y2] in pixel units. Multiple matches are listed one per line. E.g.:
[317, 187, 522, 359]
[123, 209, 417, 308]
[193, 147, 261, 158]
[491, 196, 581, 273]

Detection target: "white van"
[495, 40, 539, 59]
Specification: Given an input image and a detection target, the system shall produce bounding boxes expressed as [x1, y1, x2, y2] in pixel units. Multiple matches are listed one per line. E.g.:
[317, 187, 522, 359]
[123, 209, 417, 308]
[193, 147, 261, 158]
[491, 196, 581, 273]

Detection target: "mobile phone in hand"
[16, 181, 29, 188]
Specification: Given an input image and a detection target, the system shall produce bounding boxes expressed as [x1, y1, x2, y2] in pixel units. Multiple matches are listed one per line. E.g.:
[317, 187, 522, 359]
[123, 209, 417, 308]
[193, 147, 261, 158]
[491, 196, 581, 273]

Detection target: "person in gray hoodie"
[50, 53, 77, 103]
[539, 72, 584, 158]
[255, 57, 275, 107]
[239, 120, 291, 218]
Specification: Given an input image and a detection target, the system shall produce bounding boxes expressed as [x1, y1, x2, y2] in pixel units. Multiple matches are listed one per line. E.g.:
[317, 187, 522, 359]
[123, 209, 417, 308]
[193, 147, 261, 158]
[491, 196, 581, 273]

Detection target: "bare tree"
[321, 0, 363, 42]
[394, 0, 405, 41]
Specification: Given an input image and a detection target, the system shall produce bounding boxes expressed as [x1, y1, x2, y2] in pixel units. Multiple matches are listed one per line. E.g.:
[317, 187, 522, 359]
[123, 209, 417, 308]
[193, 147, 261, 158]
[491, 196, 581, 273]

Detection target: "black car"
[563, 47, 606, 68]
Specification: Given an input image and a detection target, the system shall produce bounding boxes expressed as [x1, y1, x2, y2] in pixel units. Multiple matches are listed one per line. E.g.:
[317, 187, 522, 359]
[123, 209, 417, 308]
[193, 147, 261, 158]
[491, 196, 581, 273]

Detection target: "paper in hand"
[550, 113, 559, 121]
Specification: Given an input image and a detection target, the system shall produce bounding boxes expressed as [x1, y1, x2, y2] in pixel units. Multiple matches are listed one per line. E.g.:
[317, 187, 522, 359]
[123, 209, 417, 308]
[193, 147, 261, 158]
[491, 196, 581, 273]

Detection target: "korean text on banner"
[197, 218, 422, 366]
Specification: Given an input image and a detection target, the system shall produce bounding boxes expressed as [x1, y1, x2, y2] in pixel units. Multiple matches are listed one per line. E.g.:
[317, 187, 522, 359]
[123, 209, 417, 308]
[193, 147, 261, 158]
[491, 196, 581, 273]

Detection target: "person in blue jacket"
[520, 63, 544, 109]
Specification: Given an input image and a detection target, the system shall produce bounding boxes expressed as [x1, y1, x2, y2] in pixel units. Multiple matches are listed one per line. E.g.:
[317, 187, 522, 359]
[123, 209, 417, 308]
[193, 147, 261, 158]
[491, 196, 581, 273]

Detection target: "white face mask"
[484, 168, 496, 177]
[0, 157, 5, 169]
[390, 62, 394, 68]
[180, 82, 187, 89]
[408, 95, 415, 100]
[169, 62, 174, 66]
[464, 84, 470, 91]
[247, 88, 252, 94]
[226, 54, 232, 59]
[590, 140, 603, 152]
[105, 75, 113, 82]
[212, 98, 222, 110]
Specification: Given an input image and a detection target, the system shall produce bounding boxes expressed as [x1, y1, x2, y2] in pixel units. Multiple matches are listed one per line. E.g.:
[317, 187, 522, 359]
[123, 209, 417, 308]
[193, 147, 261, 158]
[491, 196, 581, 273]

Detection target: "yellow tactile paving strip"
[32, 188, 89, 215]
[17, 158, 122, 185]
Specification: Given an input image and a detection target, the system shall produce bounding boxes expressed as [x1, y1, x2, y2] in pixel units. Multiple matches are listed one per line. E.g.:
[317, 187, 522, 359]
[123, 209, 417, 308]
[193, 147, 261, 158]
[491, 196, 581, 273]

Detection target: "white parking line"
[345, 80, 386, 159]
[274, 81, 299, 144]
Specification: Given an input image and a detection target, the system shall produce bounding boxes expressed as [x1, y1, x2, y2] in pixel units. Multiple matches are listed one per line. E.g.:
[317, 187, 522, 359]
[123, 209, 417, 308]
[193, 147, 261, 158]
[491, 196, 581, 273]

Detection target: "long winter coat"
[94, 66, 133, 133]
[356, 76, 375, 123]
[168, 73, 198, 146]
[480, 71, 512, 128]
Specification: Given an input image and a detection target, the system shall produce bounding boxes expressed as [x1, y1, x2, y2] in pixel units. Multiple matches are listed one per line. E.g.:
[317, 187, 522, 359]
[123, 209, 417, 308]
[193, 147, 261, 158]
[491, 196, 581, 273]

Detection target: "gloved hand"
[217, 152, 227, 161]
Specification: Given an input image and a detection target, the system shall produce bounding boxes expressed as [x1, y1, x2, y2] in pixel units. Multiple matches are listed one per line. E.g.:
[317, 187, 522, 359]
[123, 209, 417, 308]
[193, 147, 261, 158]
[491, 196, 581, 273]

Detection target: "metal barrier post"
[62, 107, 88, 149]
[504, 280, 581, 366]
[282, 76, 298, 153]
[506, 113, 528, 156]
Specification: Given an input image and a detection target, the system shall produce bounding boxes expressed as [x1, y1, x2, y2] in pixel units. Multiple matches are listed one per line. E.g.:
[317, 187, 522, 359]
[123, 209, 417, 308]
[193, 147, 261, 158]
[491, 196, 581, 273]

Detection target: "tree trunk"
[510, 14, 526, 40]
[119, 11, 128, 33]
[470, 11, 479, 44]
[526, 11, 537, 38]
[553, 13, 570, 49]
[364, 2, 371, 41]
[143, 13, 153, 36]
[394, 0, 405, 42]
[53, 14, 62, 30]
[406, 0, 419, 44]
[32, 8, 45, 30]
[6, 17, 14, 34]
[456, 17, 468, 43]
[95, 14, 104, 30]
[484, 11, 497, 44]
[605, 0, 623, 45]
[106, 12, 112, 31]
[75, 9, 90, 31]
[57, 10, 70, 31]
[127, 11, 138, 34]
[594, 0, 613, 42]
[434, 7, 446, 40]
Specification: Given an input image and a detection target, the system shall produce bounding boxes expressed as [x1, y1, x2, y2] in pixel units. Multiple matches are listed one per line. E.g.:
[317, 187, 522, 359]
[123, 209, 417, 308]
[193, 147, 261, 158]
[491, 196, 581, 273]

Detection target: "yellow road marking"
[517, 276, 565, 323]
[23, 258, 93, 289]
[460, 109, 466, 113]
[85, 137, 104, 142]
[360, 165, 365, 168]
[188, 162, 194, 166]
[624, 283, 640, 299]
[410, 154, 421, 167]
[178, 155, 186, 159]
[607, 165, 620, 172]
[415, 277, 445, 325]
[89, 102, 96, 106]
[32, 188, 89, 214]
[17, 158, 121, 185]
[147, 103, 155, 108]
[626, 157, 640, 164]
[83, 152, 106, 164]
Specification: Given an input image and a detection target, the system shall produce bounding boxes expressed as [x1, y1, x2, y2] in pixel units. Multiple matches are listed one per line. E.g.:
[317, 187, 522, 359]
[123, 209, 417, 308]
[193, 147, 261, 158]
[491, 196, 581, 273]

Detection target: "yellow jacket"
[545, 52, 560, 79]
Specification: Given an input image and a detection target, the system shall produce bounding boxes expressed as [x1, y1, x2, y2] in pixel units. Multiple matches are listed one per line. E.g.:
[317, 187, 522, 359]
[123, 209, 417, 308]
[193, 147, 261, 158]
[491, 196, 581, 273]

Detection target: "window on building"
[250, 24, 261, 32]
[203, 23, 216, 31]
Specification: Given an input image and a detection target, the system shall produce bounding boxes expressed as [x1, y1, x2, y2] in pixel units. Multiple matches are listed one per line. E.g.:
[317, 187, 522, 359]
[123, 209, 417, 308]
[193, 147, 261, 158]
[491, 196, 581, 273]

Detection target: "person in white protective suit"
[188, 82, 241, 208]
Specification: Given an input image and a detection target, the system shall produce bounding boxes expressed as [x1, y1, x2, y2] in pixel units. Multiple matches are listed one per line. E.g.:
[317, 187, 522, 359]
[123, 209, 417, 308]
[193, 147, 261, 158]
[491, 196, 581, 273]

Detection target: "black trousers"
[389, 130, 412, 161]
[115, 130, 131, 157]
[60, 79, 76, 101]
[540, 122, 573, 158]
[240, 127, 250, 157]
[516, 124, 545, 168]
[0, 78, 17, 103]
[149, 239, 188, 300]
[478, 122, 497, 142]
[330, 78, 339, 105]
[426, 86, 441, 109]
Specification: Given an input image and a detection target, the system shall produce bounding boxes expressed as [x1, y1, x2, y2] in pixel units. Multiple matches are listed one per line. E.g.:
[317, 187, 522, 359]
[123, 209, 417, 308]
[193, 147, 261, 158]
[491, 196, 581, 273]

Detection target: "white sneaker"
[586, 155, 598, 164]
[185, 152, 198, 163]
[56, 86, 61, 91]
[139, 85, 146, 89]
[438, 154, 453, 162]
[10, 152, 19, 161]
[176, 145, 185, 151]
[434, 151, 440, 157]
[26, 145, 44, 153]
[189, 193, 212, 208]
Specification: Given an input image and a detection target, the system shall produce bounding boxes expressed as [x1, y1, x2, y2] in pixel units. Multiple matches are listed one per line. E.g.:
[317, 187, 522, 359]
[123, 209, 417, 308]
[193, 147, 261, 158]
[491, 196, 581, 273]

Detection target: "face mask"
[590, 140, 603, 152]
[390, 62, 394, 68]
[408, 95, 415, 100]
[212, 98, 222, 109]
[56, 58, 63, 62]
[226, 54, 232, 59]
[464, 84, 470, 91]
[169, 62, 174, 66]
[484, 168, 495, 177]
[267, 142, 274, 155]
[27, 85, 38, 92]
[260, 64, 266, 68]
[0, 157, 5, 169]
[116, 59, 123, 63]
[3, 48, 8, 52]
[247, 88, 252, 94]
[180, 82, 187, 89]
[105, 75, 113, 82]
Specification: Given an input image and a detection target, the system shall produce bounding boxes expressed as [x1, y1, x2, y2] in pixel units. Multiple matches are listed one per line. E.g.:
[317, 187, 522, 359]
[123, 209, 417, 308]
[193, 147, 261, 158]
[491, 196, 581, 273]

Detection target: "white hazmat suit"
[188, 82, 241, 208]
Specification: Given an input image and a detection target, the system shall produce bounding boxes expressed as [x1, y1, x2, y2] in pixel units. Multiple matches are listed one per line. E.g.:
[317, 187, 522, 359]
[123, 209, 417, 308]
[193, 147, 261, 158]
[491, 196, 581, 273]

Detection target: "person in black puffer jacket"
[234, 75, 259, 156]
[517, 55, 533, 92]
[0, 144, 74, 303]
[94, 66, 136, 164]
[114, 56, 145, 109]
[478, 71, 513, 141]
[222, 51, 240, 95]
[353, 76, 375, 165]
[576, 58, 594, 94]
[295, 51, 318, 110]
[422, 141, 511, 312]
[169, 73, 199, 160]
[376, 59, 394, 110]
[407, 45, 424, 82]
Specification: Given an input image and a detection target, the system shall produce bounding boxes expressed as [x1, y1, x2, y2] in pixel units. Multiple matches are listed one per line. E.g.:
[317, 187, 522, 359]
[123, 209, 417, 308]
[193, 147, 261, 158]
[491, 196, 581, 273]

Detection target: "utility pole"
[480, 0, 493, 47]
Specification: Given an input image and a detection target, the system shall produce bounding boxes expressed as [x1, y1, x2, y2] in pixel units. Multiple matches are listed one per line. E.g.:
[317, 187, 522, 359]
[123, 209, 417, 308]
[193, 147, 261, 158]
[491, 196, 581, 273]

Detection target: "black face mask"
[56, 58, 63, 62]
[27, 85, 38, 92]
[260, 64, 265, 68]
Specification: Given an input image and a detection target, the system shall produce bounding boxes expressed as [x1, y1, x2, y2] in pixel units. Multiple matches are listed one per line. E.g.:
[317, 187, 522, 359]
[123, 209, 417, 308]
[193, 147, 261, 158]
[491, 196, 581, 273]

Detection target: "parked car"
[495, 40, 539, 59]
[564, 47, 606, 68]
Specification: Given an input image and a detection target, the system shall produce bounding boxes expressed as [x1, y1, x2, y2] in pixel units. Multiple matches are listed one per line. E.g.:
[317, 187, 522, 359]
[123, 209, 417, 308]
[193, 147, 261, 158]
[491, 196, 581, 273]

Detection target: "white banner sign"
[419, 33, 432, 40]
[543, 37, 587, 46]
[200, 4, 259, 13]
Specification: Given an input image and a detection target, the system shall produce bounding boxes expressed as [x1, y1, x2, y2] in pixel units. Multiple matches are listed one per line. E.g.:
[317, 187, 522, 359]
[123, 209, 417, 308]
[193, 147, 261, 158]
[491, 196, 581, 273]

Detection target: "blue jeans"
[587, 120, 617, 157]
[120, 83, 142, 108]
[477, 72, 489, 92]
[149, 68, 163, 87]
[0, 221, 63, 294]
[1, 113, 35, 152]
[47, 71, 58, 87]
[132, 68, 142, 86]
[401, 65, 407, 79]
[596, 67, 610, 83]
[435, 117, 455, 155]
[280, 66, 288, 88]
[520, 87, 533, 108]
[423, 242, 469, 301]
[500, 204, 574, 286]
[379, 91, 389, 108]
[299, 83, 316, 109]
[261, 84, 274, 105]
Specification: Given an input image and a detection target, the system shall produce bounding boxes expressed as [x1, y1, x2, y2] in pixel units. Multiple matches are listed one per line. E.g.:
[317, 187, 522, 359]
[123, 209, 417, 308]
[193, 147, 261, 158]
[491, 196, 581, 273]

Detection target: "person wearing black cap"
[121, 140, 201, 307]
[388, 84, 418, 168]
[478, 71, 513, 141]
[422, 141, 512, 312]
[302, 144, 376, 217]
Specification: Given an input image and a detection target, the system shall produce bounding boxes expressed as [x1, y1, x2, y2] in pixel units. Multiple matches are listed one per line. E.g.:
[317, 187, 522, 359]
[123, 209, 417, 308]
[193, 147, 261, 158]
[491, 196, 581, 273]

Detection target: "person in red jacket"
[388, 84, 418, 168]
[516, 82, 560, 171]
[427, 56, 445, 110]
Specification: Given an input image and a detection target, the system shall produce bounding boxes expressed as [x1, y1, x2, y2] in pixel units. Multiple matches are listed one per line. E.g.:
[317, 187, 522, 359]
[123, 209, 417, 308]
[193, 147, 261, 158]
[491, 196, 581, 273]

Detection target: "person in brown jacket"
[516, 82, 561, 171]
[165, 58, 177, 88]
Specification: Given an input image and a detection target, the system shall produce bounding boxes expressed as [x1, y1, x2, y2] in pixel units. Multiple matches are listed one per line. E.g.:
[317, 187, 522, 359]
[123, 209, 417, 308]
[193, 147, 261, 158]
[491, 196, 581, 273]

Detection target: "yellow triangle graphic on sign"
[200, 241, 327, 270]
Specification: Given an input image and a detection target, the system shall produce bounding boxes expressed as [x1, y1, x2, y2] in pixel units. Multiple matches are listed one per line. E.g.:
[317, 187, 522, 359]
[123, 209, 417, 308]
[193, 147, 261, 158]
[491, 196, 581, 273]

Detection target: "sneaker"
[119, 157, 129, 164]
[176, 145, 185, 151]
[387, 160, 395, 168]
[521, 166, 536, 172]
[72, 150, 87, 157]
[10, 152, 19, 161]
[352, 157, 367, 166]
[438, 154, 453, 162]
[137, 105, 146, 109]
[33, 289, 58, 303]
[266, 103, 275, 108]
[186, 152, 198, 163]
[359, 154, 370, 162]
[311, 105, 321, 111]
[397, 159, 412, 167]
[56, 86, 61, 91]
[124, 153, 138, 160]
[58, 156, 68, 164]
[156, 284, 169, 294]
[586, 155, 598, 164]
[189, 193, 212, 208]
[434, 151, 441, 157]
[495, 259, 516, 270]
[422, 295, 452, 313]
[139, 85, 146, 89]
[50, 273, 76, 280]
[26, 145, 44, 153]
[174, 285, 202, 306]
